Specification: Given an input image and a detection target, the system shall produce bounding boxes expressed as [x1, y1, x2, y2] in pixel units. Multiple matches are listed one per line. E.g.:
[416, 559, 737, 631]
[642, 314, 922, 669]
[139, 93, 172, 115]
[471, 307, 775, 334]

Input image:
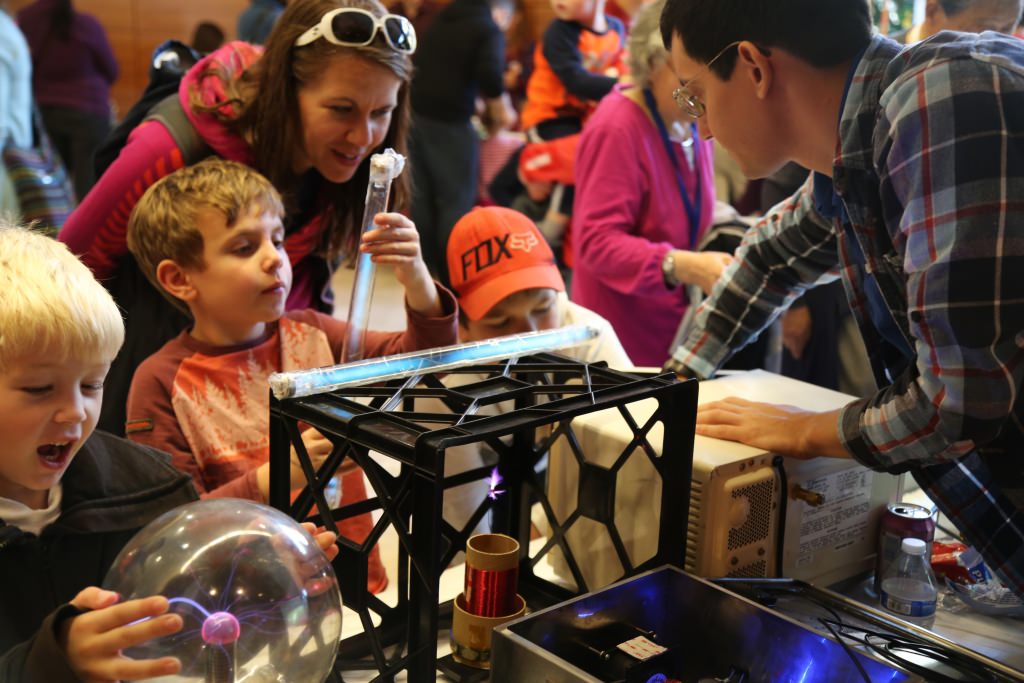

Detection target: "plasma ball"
[201, 611, 241, 645]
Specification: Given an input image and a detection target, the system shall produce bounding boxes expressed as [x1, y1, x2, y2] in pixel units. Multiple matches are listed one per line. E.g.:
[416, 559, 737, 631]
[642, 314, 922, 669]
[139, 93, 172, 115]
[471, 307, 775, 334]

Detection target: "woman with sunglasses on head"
[58, 0, 422, 598]
[59, 0, 418, 438]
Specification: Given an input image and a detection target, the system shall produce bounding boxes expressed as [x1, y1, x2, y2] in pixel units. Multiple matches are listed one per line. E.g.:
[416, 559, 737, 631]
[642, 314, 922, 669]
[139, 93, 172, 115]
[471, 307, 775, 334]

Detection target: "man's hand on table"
[696, 396, 851, 459]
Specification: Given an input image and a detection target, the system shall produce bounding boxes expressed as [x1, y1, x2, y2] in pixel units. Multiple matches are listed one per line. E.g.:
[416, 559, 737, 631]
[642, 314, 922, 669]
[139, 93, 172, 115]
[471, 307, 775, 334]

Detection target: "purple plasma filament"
[201, 611, 241, 646]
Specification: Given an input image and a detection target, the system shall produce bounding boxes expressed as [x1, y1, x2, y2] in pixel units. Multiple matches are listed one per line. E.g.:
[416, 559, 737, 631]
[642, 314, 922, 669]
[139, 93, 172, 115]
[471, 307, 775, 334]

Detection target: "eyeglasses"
[672, 41, 741, 119]
[294, 8, 417, 55]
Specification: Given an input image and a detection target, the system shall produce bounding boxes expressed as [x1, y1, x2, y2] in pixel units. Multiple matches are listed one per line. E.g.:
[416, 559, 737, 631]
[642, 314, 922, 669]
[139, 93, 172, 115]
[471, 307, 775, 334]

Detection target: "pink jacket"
[59, 42, 326, 310]
[571, 88, 716, 366]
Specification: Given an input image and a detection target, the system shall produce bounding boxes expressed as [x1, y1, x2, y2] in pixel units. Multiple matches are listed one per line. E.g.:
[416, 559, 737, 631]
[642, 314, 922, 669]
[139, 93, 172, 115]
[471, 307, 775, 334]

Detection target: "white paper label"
[617, 636, 667, 661]
[795, 469, 874, 567]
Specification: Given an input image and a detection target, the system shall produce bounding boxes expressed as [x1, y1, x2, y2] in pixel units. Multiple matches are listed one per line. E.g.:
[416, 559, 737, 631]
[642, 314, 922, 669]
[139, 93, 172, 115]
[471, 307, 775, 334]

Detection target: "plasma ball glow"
[201, 611, 241, 646]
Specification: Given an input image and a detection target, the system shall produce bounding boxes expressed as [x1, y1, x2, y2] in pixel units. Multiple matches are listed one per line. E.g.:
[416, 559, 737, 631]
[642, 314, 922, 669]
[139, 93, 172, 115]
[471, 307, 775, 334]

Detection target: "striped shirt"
[673, 32, 1024, 597]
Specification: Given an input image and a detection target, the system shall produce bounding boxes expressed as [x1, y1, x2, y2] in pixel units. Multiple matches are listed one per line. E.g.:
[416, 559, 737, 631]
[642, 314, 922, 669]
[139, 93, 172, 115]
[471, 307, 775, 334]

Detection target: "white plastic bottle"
[879, 537, 938, 621]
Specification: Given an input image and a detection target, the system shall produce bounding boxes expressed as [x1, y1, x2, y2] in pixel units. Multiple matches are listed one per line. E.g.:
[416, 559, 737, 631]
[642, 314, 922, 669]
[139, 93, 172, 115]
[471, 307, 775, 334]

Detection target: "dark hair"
[660, 0, 872, 79]
[50, 0, 73, 41]
[189, 0, 412, 260]
[191, 21, 226, 54]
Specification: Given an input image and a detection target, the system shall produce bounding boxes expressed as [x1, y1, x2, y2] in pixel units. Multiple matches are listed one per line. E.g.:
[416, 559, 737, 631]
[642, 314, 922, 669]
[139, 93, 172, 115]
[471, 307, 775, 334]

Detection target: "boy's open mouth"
[37, 442, 72, 469]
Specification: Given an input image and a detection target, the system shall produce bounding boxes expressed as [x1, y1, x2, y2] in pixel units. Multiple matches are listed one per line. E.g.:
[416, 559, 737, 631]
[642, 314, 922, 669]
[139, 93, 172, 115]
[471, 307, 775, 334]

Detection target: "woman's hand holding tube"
[361, 212, 442, 317]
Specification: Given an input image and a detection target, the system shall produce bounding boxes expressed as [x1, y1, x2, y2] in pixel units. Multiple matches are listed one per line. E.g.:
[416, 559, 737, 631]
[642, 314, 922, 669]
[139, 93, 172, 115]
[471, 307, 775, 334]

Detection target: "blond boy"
[0, 223, 195, 681]
[0, 223, 338, 681]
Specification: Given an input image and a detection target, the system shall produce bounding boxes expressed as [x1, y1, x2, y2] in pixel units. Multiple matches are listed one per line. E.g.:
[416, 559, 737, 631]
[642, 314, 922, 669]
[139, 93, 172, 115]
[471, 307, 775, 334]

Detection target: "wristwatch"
[661, 251, 681, 288]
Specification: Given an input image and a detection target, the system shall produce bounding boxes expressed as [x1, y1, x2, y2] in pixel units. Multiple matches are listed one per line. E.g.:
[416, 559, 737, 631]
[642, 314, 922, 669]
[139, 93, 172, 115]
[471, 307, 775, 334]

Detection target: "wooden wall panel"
[10, 0, 248, 116]
[9, 0, 555, 116]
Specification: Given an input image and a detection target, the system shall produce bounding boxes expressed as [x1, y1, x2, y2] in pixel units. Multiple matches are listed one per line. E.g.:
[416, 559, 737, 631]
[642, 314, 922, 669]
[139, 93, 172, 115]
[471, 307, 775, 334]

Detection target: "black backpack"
[91, 40, 214, 437]
[93, 39, 211, 177]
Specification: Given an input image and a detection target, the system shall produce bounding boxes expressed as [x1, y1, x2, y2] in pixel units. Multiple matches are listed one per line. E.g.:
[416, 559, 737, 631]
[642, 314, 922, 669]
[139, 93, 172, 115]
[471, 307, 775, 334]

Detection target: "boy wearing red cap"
[438, 206, 631, 540]
[436, 205, 626, 536]
[447, 206, 630, 366]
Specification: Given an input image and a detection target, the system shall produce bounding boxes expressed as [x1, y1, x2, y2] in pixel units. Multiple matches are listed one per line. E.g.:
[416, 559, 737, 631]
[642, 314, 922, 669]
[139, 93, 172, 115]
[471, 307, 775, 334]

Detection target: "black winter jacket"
[0, 431, 197, 682]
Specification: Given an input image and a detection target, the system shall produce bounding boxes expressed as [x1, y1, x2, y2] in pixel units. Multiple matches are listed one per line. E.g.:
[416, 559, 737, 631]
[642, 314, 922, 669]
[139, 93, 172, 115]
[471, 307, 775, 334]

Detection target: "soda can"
[875, 502, 936, 592]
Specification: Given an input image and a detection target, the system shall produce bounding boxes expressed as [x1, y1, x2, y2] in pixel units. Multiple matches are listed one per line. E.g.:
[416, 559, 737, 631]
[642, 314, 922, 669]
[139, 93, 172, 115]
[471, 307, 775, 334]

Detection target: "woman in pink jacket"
[571, 0, 731, 366]
[59, 0, 416, 435]
[60, 0, 419, 597]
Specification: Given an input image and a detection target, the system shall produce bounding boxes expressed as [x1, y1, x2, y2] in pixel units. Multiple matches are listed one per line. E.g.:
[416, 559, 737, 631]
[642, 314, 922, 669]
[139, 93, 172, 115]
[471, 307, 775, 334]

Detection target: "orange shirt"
[520, 17, 625, 131]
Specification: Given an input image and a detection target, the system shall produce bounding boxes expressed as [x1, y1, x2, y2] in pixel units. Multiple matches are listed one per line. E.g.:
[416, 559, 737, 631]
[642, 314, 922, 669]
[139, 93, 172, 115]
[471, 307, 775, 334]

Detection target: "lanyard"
[643, 88, 702, 246]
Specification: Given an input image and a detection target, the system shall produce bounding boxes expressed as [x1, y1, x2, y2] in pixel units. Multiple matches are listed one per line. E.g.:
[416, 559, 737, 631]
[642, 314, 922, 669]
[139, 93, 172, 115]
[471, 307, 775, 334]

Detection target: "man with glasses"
[661, 0, 1024, 600]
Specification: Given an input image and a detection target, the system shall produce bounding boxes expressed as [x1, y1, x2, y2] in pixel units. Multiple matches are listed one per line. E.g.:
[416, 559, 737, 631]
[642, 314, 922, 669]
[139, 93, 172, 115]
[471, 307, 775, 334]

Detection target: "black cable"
[818, 616, 872, 683]
[818, 616, 1001, 683]
[753, 583, 1006, 683]
[863, 634, 1001, 683]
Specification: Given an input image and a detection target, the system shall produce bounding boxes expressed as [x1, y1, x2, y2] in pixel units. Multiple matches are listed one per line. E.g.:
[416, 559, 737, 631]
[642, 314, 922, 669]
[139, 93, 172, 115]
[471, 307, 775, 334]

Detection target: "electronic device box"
[547, 370, 897, 590]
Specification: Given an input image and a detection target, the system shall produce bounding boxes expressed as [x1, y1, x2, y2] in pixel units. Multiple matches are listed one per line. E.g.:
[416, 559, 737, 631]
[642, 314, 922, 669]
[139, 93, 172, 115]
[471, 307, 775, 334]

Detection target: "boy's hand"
[291, 427, 342, 479]
[300, 522, 340, 563]
[61, 588, 182, 682]
[519, 172, 554, 203]
[292, 428, 359, 480]
[256, 427, 353, 501]
[361, 213, 442, 317]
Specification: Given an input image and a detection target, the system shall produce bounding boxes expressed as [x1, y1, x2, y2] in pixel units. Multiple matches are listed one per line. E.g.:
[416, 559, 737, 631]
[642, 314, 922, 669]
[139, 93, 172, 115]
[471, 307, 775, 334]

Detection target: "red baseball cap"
[447, 207, 565, 320]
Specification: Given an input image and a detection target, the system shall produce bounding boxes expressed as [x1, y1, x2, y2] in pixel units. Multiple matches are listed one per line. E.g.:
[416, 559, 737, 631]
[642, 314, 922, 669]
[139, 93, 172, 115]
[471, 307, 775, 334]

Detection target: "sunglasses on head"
[294, 7, 417, 54]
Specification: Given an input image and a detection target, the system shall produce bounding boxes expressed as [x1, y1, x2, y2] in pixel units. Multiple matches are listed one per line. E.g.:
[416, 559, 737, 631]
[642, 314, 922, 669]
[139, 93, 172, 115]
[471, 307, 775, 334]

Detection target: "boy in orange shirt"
[124, 159, 458, 592]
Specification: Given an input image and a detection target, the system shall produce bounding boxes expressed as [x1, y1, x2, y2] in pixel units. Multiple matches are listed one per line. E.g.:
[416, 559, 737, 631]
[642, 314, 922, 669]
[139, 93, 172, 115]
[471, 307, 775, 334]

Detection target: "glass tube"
[270, 325, 599, 399]
[341, 148, 406, 363]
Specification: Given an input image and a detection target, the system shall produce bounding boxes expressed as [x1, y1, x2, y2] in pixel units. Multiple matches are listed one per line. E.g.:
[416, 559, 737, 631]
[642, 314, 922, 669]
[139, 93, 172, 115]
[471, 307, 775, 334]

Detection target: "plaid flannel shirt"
[673, 32, 1024, 596]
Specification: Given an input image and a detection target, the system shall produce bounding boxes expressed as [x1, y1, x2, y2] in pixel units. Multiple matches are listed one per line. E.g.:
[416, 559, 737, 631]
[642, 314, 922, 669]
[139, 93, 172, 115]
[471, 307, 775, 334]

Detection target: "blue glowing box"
[491, 566, 911, 683]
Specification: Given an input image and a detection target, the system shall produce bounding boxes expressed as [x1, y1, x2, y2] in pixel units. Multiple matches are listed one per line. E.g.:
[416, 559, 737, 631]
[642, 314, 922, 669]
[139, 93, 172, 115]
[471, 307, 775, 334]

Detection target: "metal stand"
[269, 353, 697, 682]
[204, 642, 235, 683]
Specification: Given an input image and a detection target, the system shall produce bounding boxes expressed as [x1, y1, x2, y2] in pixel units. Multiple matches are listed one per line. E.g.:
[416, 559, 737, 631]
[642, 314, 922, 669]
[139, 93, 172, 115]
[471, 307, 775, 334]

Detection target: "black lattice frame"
[268, 353, 697, 682]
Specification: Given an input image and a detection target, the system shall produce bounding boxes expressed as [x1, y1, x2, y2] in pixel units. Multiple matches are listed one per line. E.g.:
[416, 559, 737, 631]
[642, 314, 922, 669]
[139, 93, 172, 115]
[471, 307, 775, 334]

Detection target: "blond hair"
[126, 158, 285, 309]
[0, 223, 124, 372]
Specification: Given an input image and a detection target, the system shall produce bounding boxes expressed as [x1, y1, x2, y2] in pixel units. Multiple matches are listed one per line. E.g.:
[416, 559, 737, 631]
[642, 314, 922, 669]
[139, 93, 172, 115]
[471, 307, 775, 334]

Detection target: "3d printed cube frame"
[268, 353, 697, 682]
